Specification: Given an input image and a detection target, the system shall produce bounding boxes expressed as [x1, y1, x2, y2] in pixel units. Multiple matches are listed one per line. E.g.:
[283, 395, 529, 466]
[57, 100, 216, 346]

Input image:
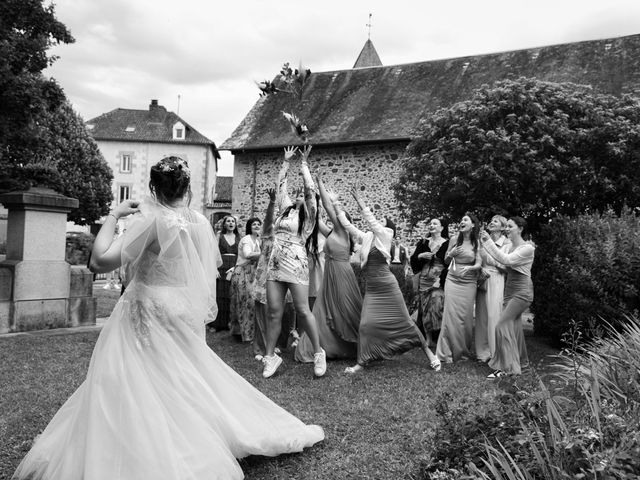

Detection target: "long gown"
[295, 231, 362, 362]
[12, 199, 324, 480]
[229, 235, 260, 341]
[213, 233, 239, 330]
[357, 247, 423, 364]
[436, 243, 479, 363]
[474, 236, 509, 362]
[484, 242, 535, 375]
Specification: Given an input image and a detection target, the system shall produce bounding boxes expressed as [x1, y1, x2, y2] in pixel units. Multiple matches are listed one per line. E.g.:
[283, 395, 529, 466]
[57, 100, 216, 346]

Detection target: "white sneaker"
[313, 348, 327, 377]
[262, 354, 282, 378]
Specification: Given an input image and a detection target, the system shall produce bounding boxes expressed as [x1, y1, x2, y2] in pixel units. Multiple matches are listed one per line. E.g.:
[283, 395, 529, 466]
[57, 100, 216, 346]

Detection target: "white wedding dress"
[12, 199, 324, 480]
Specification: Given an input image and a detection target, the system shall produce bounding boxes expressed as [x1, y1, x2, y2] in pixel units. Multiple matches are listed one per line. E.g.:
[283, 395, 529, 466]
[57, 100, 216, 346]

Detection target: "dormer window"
[125, 126, 135, 132]
[173, 121, 185, 140]
[86, 124, 95, 130]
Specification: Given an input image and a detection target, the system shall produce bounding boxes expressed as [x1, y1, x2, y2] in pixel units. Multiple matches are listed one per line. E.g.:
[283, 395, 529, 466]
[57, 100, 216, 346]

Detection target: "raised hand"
[326, 188, 339, 204]
[112, 199, 140, 219]
[349, 185, 365, 206]
[300, 144, 312, 161]
[265, 187, 277, 202]
[284, 146, 298, 161]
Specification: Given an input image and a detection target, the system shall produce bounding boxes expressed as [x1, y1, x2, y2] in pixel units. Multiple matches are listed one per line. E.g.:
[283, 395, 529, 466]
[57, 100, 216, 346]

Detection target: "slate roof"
[87, 100, 220, 157]
[215, 176, 233, 202]
[221, 33, 640, 152]
[354, 39, 382, 68]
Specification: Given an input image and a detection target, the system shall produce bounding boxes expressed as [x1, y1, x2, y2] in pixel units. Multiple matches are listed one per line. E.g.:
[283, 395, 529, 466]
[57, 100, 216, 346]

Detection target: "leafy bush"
[468, 317, 640, 480]
[65, 232, 93, 265]
[532, 208, 640, 343]
[419, 375, 547, 479]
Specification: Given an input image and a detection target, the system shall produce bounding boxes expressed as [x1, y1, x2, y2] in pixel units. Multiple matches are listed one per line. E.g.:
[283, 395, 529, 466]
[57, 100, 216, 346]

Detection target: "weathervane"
[366, 13, 372, 39]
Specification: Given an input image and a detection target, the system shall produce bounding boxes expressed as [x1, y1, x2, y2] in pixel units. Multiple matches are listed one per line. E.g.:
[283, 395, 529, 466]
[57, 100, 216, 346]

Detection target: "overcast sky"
[45, 0, 640, 176]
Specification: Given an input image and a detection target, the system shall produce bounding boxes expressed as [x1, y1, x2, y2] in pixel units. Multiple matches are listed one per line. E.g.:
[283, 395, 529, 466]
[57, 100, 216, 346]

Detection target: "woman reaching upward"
[337, 186, 441, 373]
[295, 176, 362, 362]
[262, 145, 327, 378]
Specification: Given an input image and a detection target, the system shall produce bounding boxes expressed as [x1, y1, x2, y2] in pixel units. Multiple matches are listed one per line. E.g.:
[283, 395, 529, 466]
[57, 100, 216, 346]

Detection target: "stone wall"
[232, 142, 428, 245]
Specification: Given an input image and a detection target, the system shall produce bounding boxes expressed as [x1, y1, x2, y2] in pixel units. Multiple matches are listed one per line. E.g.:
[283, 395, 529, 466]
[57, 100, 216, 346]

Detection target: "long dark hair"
[385, 217, 397, 238]
[278, 204, 306, 237]
[456, 212, 480, 252]
[305, 193, 321, 256]
[344, 211, 355, 254]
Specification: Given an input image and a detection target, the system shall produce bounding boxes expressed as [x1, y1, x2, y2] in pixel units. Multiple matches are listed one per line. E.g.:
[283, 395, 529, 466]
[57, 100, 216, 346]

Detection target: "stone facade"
[232, 141, 425, 243]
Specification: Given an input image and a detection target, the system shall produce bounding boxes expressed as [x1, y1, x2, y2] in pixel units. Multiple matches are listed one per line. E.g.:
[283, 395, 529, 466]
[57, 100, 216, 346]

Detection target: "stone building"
[221, 34, 640, 242]
[87, 99, 219, 225]
[210, 176, 233, 228]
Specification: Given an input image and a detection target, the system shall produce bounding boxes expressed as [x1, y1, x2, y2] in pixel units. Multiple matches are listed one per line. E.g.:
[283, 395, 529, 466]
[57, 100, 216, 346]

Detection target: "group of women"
[412, 213, 535, 377]
[214, 146, 536, 380]
[11, 146, 538, 479]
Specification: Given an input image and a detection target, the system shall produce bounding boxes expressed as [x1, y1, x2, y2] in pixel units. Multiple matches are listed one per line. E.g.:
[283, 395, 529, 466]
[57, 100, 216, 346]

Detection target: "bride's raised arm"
[89, 200, 140, 273]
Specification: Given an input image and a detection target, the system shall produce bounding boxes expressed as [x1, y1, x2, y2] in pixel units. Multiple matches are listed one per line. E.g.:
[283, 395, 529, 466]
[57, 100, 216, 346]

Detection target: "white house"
[86, 99, 219, 231]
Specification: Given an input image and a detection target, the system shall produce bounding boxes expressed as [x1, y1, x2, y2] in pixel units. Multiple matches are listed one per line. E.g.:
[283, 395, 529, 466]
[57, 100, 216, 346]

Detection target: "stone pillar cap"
[0, 187, 79, 213]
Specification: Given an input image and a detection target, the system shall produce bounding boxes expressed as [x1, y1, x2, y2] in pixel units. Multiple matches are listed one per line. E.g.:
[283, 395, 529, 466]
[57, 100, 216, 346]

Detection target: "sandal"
[486, 370, 506, 379]
[430, 359, 442, 372]
[345, 365, 364, 374]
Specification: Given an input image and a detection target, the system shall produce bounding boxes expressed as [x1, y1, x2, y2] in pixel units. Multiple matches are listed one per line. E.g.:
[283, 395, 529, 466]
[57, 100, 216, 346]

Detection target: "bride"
[12, 156, 323, 480]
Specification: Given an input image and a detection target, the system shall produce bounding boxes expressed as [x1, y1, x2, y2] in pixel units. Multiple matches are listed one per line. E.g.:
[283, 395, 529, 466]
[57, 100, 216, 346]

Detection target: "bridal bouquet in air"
[255, 61, 312, 141]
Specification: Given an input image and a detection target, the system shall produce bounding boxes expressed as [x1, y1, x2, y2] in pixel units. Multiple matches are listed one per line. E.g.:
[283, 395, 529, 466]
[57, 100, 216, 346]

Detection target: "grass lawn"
[0, 288, 558, 480]
[94, 284, 122, 318]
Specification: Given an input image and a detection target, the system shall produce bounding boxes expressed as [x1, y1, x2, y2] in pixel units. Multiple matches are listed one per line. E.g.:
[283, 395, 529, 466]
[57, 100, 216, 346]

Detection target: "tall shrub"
[532, 208, 640, 342]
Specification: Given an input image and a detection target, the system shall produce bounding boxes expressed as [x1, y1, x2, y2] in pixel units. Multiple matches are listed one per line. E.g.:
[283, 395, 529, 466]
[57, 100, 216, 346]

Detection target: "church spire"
[353, 13, 382, 68]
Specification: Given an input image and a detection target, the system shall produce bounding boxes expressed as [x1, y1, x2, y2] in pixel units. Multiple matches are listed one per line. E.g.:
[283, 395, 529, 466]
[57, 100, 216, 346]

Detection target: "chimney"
[149, 99, 159, 111]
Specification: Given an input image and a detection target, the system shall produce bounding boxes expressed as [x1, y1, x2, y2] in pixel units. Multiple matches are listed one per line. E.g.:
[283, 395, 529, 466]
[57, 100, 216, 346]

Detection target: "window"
[119, 185, 131, 203]
[172, 121, 185, 140]
[120, 154, 131, 173]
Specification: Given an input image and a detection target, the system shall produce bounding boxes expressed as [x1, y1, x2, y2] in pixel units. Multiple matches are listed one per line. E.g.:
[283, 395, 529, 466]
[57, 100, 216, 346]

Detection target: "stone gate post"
[0, 187, 94, 333]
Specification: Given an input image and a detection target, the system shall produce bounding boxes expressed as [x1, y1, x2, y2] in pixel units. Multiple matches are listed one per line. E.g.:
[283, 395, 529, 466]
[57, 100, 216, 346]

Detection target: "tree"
[0, 0, 113, 224]
[393, 78, 640, 232]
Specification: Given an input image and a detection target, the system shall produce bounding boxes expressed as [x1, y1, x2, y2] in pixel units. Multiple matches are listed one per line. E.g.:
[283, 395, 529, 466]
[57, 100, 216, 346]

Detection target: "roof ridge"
[311, 32, 640, 75]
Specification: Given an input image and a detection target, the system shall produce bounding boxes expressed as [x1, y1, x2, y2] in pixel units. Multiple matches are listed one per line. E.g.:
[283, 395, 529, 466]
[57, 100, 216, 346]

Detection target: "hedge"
[532, 208, 640, 343]
[65, 232, 94, 266]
